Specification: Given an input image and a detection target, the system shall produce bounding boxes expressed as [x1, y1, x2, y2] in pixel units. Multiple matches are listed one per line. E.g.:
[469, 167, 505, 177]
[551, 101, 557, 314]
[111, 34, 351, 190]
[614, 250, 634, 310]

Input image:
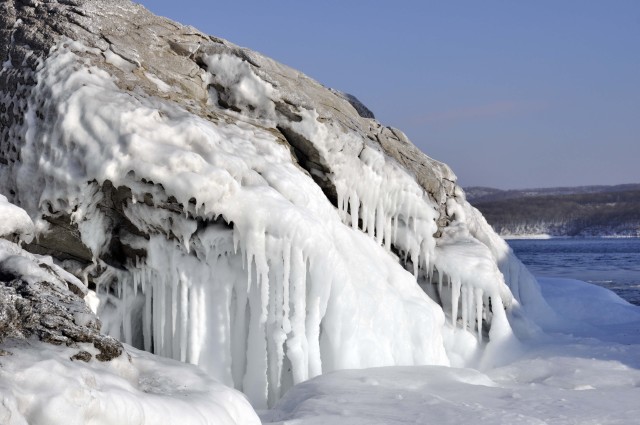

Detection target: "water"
[507, 238, 640, 306]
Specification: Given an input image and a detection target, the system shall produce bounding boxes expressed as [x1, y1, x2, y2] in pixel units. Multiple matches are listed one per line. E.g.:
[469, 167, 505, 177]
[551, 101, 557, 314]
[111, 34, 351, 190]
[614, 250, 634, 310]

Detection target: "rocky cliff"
[0, 0, 553, 416]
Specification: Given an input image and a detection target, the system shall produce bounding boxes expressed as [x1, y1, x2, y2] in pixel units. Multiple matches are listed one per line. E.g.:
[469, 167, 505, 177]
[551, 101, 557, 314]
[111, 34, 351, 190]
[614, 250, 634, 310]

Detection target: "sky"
[137, 1, 639, 190]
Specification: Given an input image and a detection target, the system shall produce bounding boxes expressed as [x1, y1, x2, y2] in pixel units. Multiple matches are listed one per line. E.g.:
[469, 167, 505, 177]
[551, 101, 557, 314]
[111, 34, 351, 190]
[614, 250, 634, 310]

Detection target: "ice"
[262, 277, 640, 424]
[144, 71, 172, 93]
[1, 37, 562, 410]
[0, 41, 457, 407]
[204, 53, 277, 119]
[103, 47, 137, 72]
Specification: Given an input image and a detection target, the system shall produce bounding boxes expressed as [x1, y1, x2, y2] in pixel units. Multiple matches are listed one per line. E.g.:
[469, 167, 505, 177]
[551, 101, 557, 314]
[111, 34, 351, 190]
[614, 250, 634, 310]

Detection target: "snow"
[0, 194, 34, 242]
[204, 53, 277, 118]
[0, 231, 257, 425]
[144, 71, 172, 93]
[0, 238, 86, 295]
[502, 234, 554, 240]
[262, 278, 640, 424]
[103, 48, 138, 72]
[0, 340, 260, 425]
[537, 277, 640, 342]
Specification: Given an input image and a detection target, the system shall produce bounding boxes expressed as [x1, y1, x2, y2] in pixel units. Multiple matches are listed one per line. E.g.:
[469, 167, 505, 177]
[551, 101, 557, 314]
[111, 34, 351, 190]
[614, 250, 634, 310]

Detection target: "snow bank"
[0, 340, 259, 425]
[262, 351, 640, 425]
[263, 279, 640, 424]
[538, 277, 640, 343]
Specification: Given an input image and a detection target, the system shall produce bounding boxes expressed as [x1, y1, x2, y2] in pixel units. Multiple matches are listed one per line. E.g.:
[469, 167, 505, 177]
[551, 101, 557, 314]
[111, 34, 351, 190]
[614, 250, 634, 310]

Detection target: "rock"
[0, 239, 123, 361]
[70, 350, 92, 362]
[94, 335, 123, 361]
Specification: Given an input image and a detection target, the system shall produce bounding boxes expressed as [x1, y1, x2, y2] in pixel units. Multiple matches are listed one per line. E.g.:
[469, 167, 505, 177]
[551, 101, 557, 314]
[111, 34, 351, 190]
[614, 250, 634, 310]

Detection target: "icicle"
[187, 281, 200, 365]
[179, 275, 189, 363]
[437, 269, 443, 300]
[143, 272, 152, 353]
[305, 257, 325, 380]
[171, 274, 179, 359]
[468, 284, 476, 333]
[451, 278, 461, 328]
[286, 248, 308, 384]
[231, 277, 249, 390]
[233, 228, 240, 254]
[152, 280, 159, 355]
[384, 215, 392, 250]
[246, 248, 253, 291]
[349, 191, 359, 229]
[337, 187, 345, 221]
[476, 288, 484, 339]
[243, 256, 269, 409]
[122, 279, 133, 345]
[392, 214, 399, 245]
[461, 285, 468, 331]
[282, 239, 292, 334]
[361, 199, 370, 236]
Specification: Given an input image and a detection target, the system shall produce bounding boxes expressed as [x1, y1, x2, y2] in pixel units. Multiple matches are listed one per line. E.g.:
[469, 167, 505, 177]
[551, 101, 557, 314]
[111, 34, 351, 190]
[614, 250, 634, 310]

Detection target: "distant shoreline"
[502, 234, 640, 240]
[466, 184, 640, 240]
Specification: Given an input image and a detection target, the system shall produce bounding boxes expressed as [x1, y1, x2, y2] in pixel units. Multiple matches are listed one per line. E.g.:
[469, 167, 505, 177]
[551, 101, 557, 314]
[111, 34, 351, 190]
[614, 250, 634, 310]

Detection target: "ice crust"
[0, 39, 553, 409]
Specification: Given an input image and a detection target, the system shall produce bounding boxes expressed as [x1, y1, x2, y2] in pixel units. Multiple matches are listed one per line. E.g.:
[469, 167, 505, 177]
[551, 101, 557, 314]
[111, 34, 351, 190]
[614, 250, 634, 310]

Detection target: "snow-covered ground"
[0, 341, 260, 425]
[3, 270, 638, 425]
[261, 277, 640, 424]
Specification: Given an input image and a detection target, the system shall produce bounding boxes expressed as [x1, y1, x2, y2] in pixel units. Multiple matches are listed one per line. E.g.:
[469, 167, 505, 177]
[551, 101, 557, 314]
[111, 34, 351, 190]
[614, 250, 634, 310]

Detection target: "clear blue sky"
[137, 1, 639, 189]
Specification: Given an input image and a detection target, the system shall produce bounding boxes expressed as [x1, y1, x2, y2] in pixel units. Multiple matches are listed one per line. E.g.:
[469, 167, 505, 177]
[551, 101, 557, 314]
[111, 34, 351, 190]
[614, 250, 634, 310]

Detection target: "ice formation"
[0, 0, 554, 410]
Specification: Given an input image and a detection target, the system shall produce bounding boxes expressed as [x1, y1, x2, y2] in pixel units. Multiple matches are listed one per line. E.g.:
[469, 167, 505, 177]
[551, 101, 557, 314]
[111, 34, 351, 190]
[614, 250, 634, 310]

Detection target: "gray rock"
[0, 241, 123, 361]
[70, 350, 92, 362]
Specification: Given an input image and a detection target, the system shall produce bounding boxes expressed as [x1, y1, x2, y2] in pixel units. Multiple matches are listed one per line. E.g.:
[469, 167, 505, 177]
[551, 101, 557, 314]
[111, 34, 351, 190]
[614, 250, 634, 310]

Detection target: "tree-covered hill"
[468, 185, 640, 237]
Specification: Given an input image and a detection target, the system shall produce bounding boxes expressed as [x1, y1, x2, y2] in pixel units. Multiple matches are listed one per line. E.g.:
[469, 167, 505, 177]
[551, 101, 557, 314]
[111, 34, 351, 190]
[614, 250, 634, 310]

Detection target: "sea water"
[507, 238, 640, 306]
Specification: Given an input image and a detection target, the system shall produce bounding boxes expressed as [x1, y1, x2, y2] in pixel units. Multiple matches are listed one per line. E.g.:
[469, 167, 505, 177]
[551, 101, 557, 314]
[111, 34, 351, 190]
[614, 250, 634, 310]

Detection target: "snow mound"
[0, 194, 34, 242]
[263, 278, 640, 424]
[0, 340, 259, 425]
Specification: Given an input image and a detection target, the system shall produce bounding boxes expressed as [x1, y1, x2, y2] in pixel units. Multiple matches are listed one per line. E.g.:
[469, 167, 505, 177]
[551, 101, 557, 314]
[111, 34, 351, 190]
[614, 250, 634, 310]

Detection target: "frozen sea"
[508, 237, 640, 306]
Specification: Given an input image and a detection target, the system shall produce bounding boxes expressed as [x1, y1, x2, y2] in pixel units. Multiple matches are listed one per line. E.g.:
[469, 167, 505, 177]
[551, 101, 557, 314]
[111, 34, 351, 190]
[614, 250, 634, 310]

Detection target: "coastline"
[501, 234, 639, 240]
